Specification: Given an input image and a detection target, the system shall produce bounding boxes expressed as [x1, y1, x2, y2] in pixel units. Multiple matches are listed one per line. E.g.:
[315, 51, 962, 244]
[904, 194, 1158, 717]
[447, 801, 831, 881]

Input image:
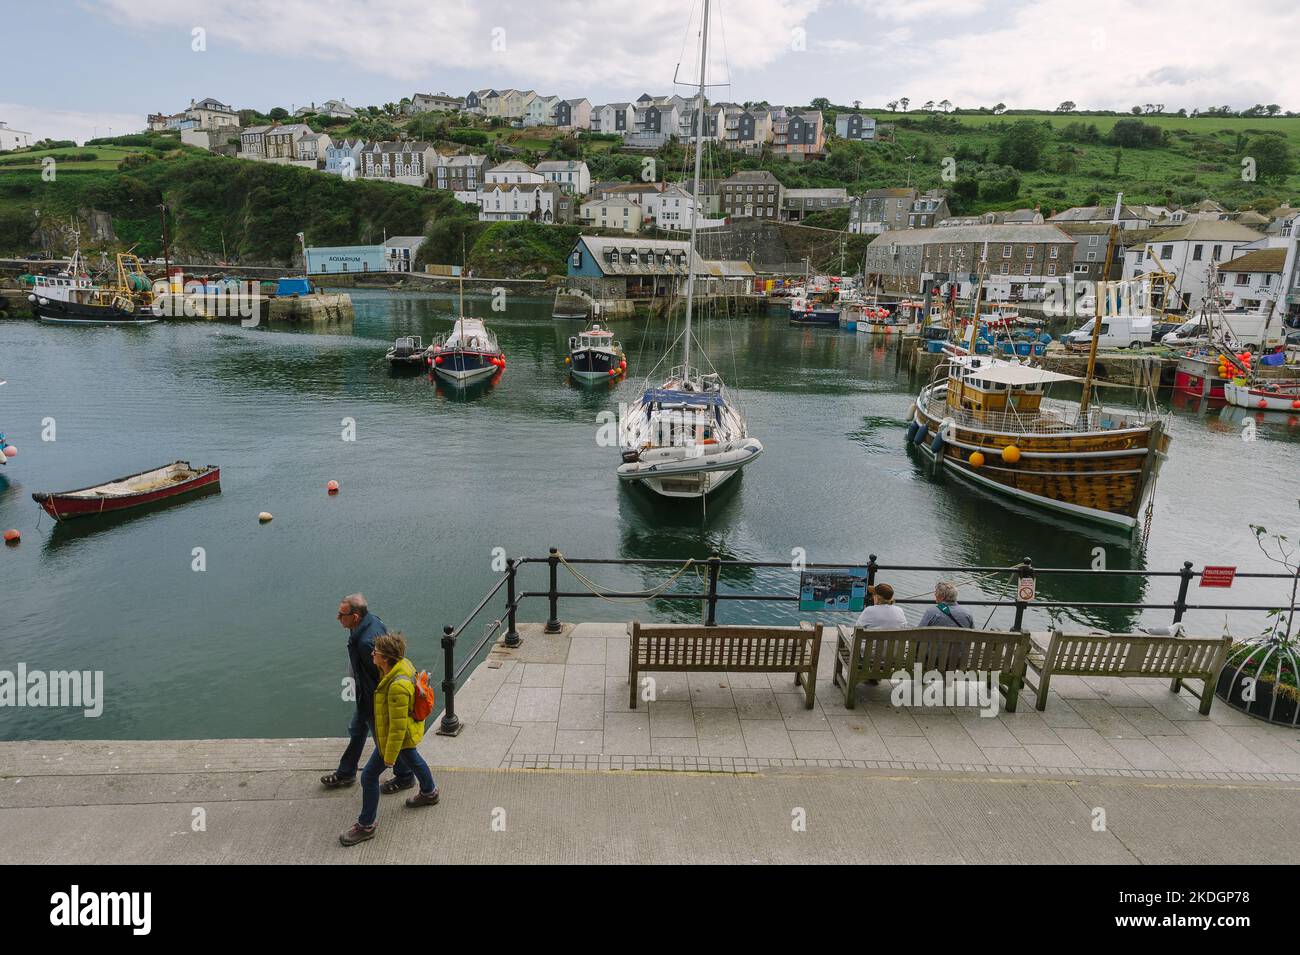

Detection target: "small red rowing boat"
[33, 461, 220, 522]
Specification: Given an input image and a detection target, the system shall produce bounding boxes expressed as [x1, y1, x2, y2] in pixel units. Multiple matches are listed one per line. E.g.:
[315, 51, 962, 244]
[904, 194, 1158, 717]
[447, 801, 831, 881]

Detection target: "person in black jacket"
[320, 593, 414, 792]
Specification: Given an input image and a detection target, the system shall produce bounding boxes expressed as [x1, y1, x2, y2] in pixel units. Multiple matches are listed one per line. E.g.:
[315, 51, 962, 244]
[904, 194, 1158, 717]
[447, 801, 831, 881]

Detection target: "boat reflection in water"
[905, 449, 1149, 633]
[41, 483, 222, 553]
[433, 368, 502, 402]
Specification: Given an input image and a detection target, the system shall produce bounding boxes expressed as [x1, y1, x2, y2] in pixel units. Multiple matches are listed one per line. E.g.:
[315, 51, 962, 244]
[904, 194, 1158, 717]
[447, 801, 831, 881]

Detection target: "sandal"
[381, 776, 415, 794]
[320, 772, 356, 789]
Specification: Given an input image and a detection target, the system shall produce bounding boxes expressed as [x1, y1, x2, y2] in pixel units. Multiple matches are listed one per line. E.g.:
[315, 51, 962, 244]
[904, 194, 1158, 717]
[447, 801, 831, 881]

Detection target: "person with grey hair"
[919, 580, 975, 629]
[320, 593, 414, 793]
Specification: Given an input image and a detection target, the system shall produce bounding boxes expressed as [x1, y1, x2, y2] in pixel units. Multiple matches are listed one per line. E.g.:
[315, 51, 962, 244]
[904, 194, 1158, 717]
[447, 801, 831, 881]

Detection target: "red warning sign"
[1199, 566, 1236, 588]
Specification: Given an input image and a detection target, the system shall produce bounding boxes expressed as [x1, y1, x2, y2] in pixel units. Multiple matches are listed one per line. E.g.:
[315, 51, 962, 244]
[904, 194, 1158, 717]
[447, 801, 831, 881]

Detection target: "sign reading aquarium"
[305, 245, 386, 274]
[799, 568, 868, 612]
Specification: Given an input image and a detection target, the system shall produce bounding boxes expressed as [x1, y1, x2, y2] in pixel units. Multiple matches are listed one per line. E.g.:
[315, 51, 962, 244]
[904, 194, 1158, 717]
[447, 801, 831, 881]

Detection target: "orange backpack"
[394, 671, 436, 723]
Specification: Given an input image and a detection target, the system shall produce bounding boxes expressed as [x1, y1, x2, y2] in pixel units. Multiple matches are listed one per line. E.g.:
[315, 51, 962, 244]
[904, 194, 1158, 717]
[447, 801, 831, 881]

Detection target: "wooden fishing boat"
[32, 461, 220, 521]
[906, 196, 1171, 532]
[908, 357, 1168, 529]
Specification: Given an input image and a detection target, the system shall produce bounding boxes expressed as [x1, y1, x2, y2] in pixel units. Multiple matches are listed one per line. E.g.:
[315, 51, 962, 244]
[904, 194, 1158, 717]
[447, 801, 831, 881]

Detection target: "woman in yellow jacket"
[341, 632, 439, 846]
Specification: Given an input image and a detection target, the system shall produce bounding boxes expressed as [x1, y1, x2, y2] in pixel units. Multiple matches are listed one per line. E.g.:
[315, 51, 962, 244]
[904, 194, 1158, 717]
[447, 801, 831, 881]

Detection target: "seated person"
[853, 582, 907, 630]
[918, 580, 975, 628]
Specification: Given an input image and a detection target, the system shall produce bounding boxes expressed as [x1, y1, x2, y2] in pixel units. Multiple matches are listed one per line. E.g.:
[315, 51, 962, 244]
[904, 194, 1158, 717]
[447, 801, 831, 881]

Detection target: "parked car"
[1150, 320, 1183, 342]
[1064, 314, 1153, 351]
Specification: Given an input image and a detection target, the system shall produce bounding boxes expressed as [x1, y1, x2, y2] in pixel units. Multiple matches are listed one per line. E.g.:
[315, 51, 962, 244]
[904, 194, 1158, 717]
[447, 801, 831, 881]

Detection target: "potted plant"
[1215, 524, 1300, 726]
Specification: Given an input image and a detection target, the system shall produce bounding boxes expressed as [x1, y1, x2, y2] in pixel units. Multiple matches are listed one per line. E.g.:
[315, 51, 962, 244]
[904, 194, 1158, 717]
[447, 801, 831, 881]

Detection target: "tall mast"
[681, 0, 710, 380]
[1079, 192, 1121, 418]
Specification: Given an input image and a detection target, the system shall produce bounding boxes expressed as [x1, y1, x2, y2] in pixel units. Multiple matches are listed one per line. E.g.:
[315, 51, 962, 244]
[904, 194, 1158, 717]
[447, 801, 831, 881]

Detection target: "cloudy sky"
[5, 0, 1298, 143]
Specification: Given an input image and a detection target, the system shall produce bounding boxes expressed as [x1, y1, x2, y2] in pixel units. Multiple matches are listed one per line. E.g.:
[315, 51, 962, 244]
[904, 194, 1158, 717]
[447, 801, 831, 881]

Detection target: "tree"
[886, 100, 898, 112]
[1107, 119, 1164, 148]
[810, 97, 831, 111]
[1244, 135, 1294, 182]
[1056, 101, 1076, 112]
[268, 107, 289, 121]
[992, 103, 1006, 114]
[1266, 104, 1282, 116]
[1130, 105, 1142, 115]
[852, 99, 862, 110]
[922, 100, 935, 111]
[899, 97, 910, 112]
[993, 119, 1051, 171]
[938, 99, 952, 112]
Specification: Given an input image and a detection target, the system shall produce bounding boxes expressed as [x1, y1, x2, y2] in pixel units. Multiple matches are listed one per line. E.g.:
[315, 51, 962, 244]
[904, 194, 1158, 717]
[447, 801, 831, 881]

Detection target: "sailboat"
[617, 0, 763, 499]
[906, 197, 1172, 531]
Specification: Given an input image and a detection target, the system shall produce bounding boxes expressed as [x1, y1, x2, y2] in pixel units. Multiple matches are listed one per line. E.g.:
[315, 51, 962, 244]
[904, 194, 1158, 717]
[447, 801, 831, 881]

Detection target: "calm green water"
[1, 288, 1296, 739]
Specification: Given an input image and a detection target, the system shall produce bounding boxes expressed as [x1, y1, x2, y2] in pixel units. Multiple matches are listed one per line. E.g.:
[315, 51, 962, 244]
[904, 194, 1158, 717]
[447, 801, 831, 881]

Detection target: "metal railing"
[432, 548, 1295, 736]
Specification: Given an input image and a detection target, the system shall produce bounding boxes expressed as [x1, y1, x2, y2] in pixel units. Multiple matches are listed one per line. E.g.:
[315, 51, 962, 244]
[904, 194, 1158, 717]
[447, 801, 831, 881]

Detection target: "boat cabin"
[945, 358, 1077, 419]
[570, 325, 619, 351]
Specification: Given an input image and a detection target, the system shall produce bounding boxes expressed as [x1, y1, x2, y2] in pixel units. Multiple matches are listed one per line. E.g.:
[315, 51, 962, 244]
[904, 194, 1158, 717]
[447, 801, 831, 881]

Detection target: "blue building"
[324, 138, 367, 177]
[305, 245, 386, 274]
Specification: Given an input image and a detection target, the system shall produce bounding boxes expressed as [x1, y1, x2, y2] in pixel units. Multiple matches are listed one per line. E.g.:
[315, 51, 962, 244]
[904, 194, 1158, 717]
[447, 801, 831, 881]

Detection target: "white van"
[1162, 312, 1281, 351]
[1064, 314, 1153, 351]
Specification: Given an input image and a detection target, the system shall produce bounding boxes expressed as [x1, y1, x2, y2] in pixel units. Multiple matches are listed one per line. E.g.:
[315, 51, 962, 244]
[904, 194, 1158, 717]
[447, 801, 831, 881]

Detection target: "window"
[1161, 245, 1173, 258]
[1213, 244, 1222, 260]
[1002, 244, 1012, 258]
[1088, 235, 1099, 247]
[1087, 251, 1097, 261]
[1050, 246, 1059, 258]
[572, 251, 581, 268]
[1236, 273, 1248, 285]
[1023, 265, 1032, 275]
[1192, 244, 1202, 261]
[1000, 264, 1010, 275]
[1074, 264, 1089, 274]
[1026, 247, 1034, 259]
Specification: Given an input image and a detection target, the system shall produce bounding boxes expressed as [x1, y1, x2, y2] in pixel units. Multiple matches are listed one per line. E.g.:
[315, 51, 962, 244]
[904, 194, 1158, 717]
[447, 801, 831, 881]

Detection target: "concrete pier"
[3, 623, 1298, 863]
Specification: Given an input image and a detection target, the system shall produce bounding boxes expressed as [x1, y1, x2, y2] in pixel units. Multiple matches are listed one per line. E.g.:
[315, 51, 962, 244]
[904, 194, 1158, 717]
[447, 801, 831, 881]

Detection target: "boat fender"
[904, 402, 916, 421]
[621, 450, 641, 464]
[930, 432, 945, 454]
[905, 421, 919, 443]
[913, 423, 929, 446]
[938, 417, 956, 441]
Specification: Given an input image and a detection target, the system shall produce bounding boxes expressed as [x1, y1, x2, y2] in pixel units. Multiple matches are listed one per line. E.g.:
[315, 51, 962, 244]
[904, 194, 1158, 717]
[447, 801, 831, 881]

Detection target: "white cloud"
[0, 103, 145, 145]
[94, 0, 821, 95]
[849, 0, 989, 21]
[886, 0, 1300, 111]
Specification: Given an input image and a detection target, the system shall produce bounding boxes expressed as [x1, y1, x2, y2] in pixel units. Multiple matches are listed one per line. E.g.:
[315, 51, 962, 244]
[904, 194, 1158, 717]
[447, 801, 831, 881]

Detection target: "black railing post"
[1012, 557, 1034, 631]
[504, 558, 521, 648]
[866, 554, 878, 588]
[545, 547, 562, 633]
[705, 553, 721, 626]
[437, 625, 462, 737]
[1173, 560, 1194, 625]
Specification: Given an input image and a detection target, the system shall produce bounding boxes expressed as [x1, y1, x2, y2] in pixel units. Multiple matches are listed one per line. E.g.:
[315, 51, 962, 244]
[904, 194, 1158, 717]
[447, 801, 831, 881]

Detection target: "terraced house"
[720, 170, 783, 219]
[434, 154, 487, 200]
[834, 113, 876, 141]
[535, 159, 591, 196]
[771, 109, 824, 158]
[553, 98, 592, 130]
[865, 223, 1077, 296]
[360, 141, 436, 186]
[849, 187, 921, 235]
[720, 106, 772, 153]
[477, 183, 566, 223]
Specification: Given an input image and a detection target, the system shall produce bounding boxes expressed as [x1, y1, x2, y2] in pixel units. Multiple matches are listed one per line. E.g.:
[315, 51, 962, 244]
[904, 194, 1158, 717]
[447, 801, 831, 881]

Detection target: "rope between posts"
[556, 552, 700, 605]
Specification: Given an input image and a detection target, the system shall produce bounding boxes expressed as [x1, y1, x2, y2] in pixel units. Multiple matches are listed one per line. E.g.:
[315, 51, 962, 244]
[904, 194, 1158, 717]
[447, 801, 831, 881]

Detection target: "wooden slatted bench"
[628, 621, 823, 709]
[832, 625, 1031, 712]
[1025, 630, 1232, 715]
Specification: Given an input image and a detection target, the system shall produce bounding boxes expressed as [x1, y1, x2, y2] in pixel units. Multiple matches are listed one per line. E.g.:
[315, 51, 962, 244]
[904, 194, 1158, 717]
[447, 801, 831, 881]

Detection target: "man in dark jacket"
[320, 593, 414, 790]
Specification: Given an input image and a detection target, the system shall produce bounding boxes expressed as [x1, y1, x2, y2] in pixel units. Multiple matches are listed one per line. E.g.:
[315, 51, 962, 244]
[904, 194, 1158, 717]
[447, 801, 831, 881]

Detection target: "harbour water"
[1, 287, 1296, 740]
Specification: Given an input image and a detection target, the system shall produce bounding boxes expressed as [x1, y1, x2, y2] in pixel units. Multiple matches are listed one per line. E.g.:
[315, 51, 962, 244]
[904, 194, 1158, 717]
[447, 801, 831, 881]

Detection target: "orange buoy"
[327, 480, 340, 494]
[3, 528, 19, 544]
[434, 355, 443, 365]
[1001, 444, 1021, 464]
[608, 368, 617, 377]
[1292, 400, 1300, 410]
[968, 451, 985, 468]
[564, 356, 571, 364]
[258, 512, 273, 523]
[1259, 399, 1269, 409]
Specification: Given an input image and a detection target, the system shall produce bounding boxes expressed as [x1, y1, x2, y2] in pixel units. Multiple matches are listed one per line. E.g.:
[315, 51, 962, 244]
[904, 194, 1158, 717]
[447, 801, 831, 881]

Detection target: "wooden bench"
[628, 621, 823, 709]
[832, 625, 1031, 712]
[1025, 630, 1232, 715]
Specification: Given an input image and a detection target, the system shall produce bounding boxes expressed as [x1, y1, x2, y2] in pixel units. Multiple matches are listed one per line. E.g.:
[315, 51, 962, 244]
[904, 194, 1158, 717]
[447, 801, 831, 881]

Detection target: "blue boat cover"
[642, 388, 724, 407]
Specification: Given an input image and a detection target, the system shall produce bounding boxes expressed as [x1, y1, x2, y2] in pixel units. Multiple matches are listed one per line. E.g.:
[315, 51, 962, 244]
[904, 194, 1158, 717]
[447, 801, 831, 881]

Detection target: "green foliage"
[446, 128, 489, 148]
[466, 221, 585, 278]
[1106, 119, 1165, 148]
[1060, 122, 1102, 144]
[1243, 134, 1294, 182]
[993, 120, 1052, 171]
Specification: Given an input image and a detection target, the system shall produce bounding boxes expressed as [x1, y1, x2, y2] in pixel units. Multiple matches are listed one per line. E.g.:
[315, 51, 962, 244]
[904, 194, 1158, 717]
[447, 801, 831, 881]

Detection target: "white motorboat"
[428, 317, 504, 384]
